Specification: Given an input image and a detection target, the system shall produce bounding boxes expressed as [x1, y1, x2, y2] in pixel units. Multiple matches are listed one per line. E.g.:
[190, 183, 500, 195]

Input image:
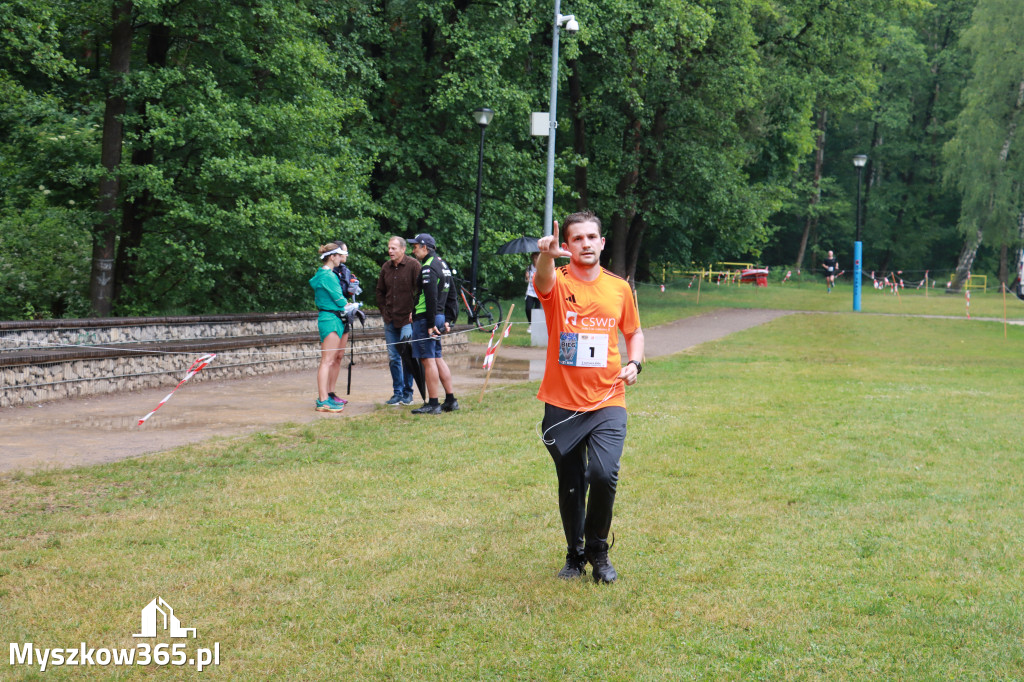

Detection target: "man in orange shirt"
[534, 210, 645, 583]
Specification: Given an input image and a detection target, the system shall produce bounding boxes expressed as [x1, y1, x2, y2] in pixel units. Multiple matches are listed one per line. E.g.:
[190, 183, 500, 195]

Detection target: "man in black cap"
[408, 233, 459, 414]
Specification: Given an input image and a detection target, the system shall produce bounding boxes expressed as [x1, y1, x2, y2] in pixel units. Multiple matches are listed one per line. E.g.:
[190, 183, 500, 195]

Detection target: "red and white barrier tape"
[481, 324, 499, 370]
[138, 353, 217, 426]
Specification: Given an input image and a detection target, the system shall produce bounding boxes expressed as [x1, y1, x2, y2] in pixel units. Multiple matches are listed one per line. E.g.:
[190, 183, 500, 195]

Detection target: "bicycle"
[451, 277, 502, 329]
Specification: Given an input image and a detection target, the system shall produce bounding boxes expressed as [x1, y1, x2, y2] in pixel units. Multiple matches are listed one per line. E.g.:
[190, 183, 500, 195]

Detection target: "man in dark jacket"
[375, 236, 421, 405]
[408, 233, 459, 415]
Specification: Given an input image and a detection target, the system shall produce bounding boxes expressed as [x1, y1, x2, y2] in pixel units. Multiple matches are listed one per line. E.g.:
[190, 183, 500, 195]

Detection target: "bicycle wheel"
[448, 289, 461, 325]
[479, 298, 501, 328]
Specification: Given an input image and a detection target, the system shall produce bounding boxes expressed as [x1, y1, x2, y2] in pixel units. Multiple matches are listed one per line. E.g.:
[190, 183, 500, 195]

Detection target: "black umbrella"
[495, 236, 539, 255]
[397, 339, 426, 400]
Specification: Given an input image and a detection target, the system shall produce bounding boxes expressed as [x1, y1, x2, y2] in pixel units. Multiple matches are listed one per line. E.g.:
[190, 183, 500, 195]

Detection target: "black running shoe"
[411, 403, 442, 415]
[585, 540, 617, 584]
[557, 551, 587, 580]
[441, 398, 460, 412]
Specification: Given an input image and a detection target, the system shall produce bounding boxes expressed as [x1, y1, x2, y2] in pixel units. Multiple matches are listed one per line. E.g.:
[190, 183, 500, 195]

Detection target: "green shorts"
[317, 312, 346, 342]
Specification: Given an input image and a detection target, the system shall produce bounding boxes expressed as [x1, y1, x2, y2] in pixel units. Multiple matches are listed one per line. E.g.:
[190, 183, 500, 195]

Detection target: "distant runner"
[822, 250, 839, 292]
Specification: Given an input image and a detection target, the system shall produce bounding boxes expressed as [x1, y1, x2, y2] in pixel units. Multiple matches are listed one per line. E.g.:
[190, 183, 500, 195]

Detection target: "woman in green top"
[310, 243, 349, 412]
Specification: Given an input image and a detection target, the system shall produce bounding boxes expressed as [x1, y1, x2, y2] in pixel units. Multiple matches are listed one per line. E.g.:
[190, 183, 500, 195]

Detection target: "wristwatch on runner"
[628, 360, 642, 374]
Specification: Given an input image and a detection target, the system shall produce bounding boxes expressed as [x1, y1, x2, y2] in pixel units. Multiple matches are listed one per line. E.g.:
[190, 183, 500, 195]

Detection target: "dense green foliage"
[0, 0, 1018, 318]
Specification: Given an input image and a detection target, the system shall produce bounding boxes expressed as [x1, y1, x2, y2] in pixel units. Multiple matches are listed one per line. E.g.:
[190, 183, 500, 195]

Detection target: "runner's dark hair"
[562, 210, 601, 240]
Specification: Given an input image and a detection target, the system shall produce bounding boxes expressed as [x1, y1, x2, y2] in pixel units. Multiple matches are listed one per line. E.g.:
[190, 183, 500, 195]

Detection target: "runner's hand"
[536, 220, 571, 259]
[618, 362, 639, 386]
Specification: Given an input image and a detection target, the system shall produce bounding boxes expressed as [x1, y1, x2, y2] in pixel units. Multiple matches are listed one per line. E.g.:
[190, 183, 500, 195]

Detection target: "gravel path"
[0, 308, 792, 472]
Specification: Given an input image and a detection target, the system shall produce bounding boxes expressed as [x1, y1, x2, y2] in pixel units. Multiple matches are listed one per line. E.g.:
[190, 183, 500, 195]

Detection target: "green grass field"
[643, 277, 1024, 319]
[3, 298, 1024, 679]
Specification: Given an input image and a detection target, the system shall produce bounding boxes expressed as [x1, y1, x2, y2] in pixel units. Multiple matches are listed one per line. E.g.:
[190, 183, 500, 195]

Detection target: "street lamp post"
[542, 3, 579, 237]
[470, 107, 494, 300]
[852, 153, 868, 312]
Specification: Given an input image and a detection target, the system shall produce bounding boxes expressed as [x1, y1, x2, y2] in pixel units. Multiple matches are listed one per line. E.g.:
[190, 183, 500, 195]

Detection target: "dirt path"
[0, 308, 792, 472]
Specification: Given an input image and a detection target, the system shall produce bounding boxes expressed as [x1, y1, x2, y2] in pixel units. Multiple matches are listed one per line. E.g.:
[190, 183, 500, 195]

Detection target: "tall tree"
[944, 0, 1024, 290]
[89, 1, 132, 316]
[794, 108, 828, 271]
[850, 0, 973, 276]
[347, 0, 553, 294]
[0, 0, 94, 319]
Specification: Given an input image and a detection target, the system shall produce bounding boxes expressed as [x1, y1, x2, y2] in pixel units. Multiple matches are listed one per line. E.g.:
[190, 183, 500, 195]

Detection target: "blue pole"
[853, 160, 865, 312]
[853, 241, 862, 311]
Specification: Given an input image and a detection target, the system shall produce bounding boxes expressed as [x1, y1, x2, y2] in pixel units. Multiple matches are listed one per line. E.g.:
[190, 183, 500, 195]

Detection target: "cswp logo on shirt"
[9, 598, 220, 673]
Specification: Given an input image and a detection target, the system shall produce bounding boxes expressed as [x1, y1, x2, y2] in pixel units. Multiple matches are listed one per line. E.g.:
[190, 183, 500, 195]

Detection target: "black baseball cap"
[408, 233, 436, 249]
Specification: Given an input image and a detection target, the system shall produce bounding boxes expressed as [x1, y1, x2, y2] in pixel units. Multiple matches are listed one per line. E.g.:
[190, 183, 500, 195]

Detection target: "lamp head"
[558, 14, 580, 33]
[853, 154, 868, 168]
[472, 107, 494, 128]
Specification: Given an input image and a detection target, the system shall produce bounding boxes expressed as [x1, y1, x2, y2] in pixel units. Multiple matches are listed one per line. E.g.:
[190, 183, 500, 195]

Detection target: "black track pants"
[542, 404, 627, 553]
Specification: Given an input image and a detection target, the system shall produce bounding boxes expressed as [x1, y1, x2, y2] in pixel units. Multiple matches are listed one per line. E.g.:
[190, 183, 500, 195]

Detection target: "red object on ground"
[740, 268, 768, 287]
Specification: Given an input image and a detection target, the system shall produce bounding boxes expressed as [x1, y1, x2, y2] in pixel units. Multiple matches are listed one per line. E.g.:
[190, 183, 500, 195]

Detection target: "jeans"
[384, 321, 414, 399]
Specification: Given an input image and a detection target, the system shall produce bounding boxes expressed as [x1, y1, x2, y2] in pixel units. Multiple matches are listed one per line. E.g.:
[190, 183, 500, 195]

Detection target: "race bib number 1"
[559, 332, 609, 368]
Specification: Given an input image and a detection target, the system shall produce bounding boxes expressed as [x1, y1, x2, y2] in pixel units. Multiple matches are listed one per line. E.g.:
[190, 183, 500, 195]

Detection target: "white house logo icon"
[133, 598, 197, 638]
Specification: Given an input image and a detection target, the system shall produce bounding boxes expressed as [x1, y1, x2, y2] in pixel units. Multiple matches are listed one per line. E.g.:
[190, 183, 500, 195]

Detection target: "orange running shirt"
[536, 265, 641, 411]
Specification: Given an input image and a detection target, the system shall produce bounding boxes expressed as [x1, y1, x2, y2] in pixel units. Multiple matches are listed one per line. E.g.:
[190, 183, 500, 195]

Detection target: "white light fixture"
[559, 14, 579, 33]
[473, 107, 494, 128]
[853, 154, 868, 168]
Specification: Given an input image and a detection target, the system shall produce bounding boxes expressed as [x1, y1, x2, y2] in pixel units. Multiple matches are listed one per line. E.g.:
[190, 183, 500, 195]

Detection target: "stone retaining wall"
[0, 311, 382, 351]
[0, 312, 468, 408]
[3, 344, 320, 408]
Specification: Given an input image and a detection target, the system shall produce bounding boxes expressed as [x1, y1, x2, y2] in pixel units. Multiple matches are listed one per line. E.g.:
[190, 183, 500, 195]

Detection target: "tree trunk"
[567, 59, 588, 210]
[877, 250, 892, 274]
[115, 22, 170, 305]
[1015, 210, 1024, 292]
[89, 1, 133, 316]
[626, 212, 647, 281]
[626, 108, 667, 282]
[609, 116, 641, 277]
[998, 243, 1009, 286]
[949, 225, 983, 291]
[795, 109, 826, 271]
